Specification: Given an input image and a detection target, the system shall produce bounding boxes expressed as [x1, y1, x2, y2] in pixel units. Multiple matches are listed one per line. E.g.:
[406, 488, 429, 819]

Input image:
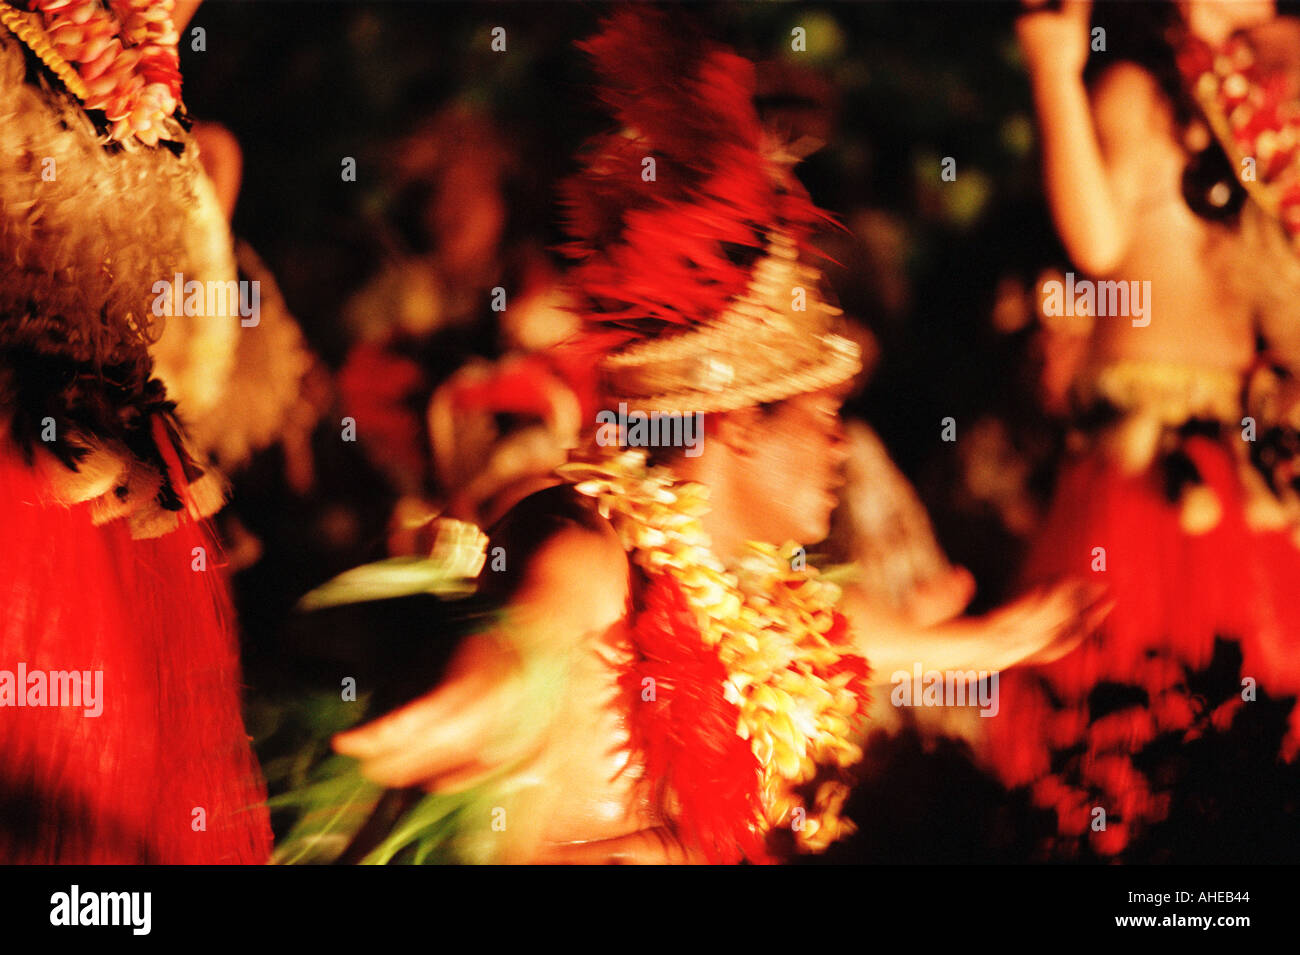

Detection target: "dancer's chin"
[795, 509, 833, 549]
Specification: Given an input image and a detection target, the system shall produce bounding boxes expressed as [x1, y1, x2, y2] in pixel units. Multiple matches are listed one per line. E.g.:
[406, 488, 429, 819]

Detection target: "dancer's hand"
[847, 577, 1110, 679]
[1017, 0, 1093, 80]
[985, 579, 1112, 668]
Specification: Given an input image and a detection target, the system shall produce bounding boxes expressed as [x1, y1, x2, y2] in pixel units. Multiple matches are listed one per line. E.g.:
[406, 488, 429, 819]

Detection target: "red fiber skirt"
[0, 444, 271, 863]
[986, 435, 1300, 855]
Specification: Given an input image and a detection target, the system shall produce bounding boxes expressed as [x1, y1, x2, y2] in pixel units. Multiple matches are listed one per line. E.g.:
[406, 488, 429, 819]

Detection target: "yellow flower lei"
[557, 446, 868, 854]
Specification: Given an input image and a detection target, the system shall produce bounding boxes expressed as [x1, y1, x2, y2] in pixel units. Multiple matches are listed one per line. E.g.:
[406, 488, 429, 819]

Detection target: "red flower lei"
[1178, 31, 1300, 249]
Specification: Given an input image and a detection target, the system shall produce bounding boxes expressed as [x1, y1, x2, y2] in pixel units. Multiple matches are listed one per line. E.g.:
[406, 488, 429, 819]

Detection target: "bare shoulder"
[485, 484, 630, 643]
[520, 518, 629, 621]
[1089, 61, 1168, 127]
[1089, 61, 1177, 168]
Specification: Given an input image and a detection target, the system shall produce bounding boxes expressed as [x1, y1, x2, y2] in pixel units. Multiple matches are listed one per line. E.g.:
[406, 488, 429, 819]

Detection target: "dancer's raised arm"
[1018, 0, 1141, 274]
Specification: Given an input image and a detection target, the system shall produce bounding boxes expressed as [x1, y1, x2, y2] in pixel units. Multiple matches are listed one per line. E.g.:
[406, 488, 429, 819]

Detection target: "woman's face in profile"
[735, 389, 848, 546]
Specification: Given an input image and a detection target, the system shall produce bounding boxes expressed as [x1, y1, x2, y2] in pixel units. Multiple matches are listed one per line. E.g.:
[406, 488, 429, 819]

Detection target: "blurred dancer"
[303, 8, 1101, 865]
[988, 0, 1300, 857]
[0, 0, 270, 861]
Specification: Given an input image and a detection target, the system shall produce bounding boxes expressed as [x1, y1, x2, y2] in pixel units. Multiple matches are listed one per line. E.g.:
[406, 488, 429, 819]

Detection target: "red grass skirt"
[0, 445, 271, 863]
[986, 434, 1300, 855]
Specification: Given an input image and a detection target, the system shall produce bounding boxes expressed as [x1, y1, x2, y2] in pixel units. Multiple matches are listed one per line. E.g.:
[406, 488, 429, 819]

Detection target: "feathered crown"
[559, 6, 860, 415]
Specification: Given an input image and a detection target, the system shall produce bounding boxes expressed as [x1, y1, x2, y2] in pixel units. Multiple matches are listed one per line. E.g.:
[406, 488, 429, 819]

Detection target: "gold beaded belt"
[1078, 360, 1242, 427]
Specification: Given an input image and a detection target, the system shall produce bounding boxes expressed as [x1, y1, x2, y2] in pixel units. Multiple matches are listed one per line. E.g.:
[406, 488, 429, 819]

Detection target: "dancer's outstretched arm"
[842, 579, 1108, 684]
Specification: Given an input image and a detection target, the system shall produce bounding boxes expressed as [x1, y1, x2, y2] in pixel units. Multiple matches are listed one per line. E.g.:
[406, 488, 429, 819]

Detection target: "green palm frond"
[269, 755, 385, 865]
[296, 556, 480, 612]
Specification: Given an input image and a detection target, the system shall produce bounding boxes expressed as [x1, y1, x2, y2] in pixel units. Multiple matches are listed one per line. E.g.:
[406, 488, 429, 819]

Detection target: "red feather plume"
[559, 6, 835, 355]
[620, 573, 771, 864]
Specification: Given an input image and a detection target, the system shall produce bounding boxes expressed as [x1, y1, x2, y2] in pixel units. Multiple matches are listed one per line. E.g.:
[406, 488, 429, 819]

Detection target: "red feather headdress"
[558, 6, 847, 373]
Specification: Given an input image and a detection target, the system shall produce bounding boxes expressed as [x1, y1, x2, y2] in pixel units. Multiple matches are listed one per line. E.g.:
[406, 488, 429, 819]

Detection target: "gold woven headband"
[599, 233, 861, 415]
